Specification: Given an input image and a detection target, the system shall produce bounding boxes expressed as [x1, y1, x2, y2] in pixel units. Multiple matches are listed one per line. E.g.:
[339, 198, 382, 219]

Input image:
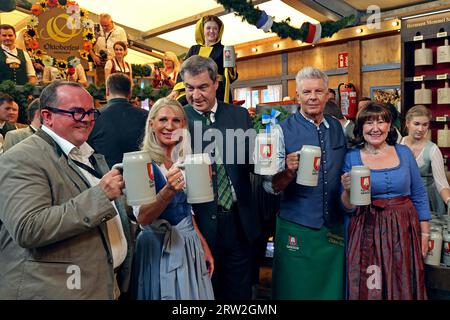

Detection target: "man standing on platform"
[88, 73, 148, 168]
[265, 66, 347, 299]
[90, 14, 127, 85]
[180, 55, 260, 300]
[0, 24, 36, 85]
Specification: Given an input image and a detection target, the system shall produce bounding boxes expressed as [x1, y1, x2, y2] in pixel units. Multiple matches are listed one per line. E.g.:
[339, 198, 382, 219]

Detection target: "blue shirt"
[264, 111, 347, 228]
[342, 145, 431, 221]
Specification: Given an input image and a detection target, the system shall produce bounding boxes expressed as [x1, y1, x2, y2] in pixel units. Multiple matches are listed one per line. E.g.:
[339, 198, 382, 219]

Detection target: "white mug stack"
[178, 153, 214, 204]
[425, 225, 443, 266]
[350, 166, 371, 206]
[113, 151, 156, 206]
[254, 132, 278, 175]
[296, 145, 321, 187]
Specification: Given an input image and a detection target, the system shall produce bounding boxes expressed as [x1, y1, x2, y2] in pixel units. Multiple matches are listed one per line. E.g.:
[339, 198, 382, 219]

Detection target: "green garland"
[216, 0, 356, 41]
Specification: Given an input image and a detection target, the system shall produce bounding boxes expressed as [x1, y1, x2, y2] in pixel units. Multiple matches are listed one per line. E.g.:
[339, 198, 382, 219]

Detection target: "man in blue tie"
[180, 55, 260, 300]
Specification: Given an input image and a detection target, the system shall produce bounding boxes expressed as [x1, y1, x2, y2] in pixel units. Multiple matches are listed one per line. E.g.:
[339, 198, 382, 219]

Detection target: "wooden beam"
[141, 0, 271, 40]
[235, 19, 401, 60]
[347, 39, 361, 97]
[282, 0, 342, 22]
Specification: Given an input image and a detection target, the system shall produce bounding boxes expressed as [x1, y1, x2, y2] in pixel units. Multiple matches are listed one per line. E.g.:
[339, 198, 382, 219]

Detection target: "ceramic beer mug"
[254, 132, 278, 175]
[438, 82, 450, 104]
[177, 153, 214, 204]
[414, 82, 432, 104]
[437, 39, 450, 64]
[112, 150, 156, 206]
[296, 145, 321, 186]
[223, 45, 236, 68]
[350, 166, 371, 205]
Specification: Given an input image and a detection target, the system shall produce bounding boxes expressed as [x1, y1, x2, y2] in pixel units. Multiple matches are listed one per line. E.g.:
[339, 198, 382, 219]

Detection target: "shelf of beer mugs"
[405, 74, 449, 82]
[407, 32, 449, 43]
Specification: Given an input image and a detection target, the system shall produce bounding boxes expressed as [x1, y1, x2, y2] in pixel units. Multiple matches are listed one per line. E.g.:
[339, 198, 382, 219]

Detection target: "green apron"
[272, 216, 345, 300]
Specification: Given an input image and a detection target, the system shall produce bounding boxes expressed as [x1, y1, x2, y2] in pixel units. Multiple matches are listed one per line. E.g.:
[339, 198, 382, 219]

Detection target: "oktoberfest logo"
[428, 239, 434, 252]
[360, 176, 370, 191]
[259, 143, 272, 159]
[286, 235, 299, 251]
[146, 163, 155, 187]
[313, 156, 321, 171]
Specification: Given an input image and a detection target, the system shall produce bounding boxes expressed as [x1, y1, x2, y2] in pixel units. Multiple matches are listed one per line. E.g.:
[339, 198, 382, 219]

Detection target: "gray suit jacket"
[3, 126, 34, 152]
[0, 130, 133, 299]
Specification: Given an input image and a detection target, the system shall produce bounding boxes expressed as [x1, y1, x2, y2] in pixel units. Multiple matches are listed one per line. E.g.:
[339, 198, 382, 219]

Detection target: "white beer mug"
[177, 153, 214, 204]
[223, 45, 236, 68]
[254, 132, 278, 175]
[350, 166, 371, 205]
[112, 151, 156, 206]
[296, 145, 321, 186]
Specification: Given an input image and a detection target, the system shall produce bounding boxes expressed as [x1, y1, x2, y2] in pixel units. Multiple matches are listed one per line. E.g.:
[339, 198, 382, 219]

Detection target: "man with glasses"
[264, 67, 347, 299]
[0, 81, 133, 299]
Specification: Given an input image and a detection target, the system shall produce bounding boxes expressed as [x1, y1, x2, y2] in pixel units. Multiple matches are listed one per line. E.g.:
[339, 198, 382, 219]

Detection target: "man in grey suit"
[3, 98, 41, 151]
[0, 81, 133, 299]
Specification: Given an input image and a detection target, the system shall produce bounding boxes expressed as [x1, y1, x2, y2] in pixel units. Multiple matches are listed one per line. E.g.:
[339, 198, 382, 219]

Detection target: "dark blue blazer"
[184, 102, 260, 247]
[87, 99, 148, 168]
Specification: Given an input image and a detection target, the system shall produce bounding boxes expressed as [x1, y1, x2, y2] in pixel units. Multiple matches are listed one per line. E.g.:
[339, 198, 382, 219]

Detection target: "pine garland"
[216, 0, 356, 43]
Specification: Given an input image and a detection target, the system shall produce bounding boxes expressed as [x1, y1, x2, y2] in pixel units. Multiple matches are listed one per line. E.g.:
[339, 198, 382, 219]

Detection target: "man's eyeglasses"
[44, 106, 100, 122]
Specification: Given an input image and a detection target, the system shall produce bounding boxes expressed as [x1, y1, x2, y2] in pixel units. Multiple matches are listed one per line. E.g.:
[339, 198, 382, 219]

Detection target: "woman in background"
[104, 41, 132, 81]
[131, 97, 214, 300]
[341, 102, 430, 300]
[155, 51, 180, 89]
[170, 15, 237, 104]
[400, 105, 450, 215]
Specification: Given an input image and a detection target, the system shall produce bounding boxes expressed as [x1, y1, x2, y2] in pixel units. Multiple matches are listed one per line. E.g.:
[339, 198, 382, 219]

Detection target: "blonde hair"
[141, 97, 191, 165]
[405, 105, 432, 122]
[163, 51, 180, 74]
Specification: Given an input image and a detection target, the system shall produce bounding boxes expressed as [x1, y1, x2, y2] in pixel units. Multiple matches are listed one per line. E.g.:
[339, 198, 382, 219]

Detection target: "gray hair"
[141, 97, 191, 165]
[295, 67, 329, 90]
[39, 81, 85, 111]
[180, 55, 218, 82]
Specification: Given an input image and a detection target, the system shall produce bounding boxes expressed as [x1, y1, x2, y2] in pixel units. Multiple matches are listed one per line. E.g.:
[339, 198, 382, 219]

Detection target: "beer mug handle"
[112, 163, 127, 196]
[174, 163, 187, 191]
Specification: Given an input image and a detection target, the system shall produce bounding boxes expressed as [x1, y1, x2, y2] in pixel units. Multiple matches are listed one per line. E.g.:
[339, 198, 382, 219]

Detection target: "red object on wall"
[338, 82, 357, 119]
[338, 52, 349, 68]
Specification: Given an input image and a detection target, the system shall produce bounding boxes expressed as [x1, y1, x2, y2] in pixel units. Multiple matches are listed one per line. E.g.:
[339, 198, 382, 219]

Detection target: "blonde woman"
[400, 105, 450, 215]
[159, 51, 180, 88]
[104, 41, 132, 81]
[130, 97, 214, 300]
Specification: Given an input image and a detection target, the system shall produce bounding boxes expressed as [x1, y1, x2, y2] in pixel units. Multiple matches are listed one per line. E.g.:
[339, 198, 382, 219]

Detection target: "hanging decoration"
[216, 0, 356, 44]
[25, 0, 95, 77]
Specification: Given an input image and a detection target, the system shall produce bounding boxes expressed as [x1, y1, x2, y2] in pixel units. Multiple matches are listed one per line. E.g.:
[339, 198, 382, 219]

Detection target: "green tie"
[203, 112, 233, 210]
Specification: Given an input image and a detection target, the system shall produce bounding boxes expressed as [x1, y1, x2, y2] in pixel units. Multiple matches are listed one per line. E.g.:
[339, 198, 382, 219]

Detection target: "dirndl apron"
[347, 196, 427, 300]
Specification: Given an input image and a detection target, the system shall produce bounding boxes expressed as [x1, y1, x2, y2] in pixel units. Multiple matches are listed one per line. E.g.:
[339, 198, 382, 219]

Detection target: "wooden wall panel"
[288, 75, 348, 97]
[288, 43, 348, 74]
[328, 75, 349, 91]
[361, 70, 401, 98]
[362, 35, 401, 65]
[236, 54, 282, 80]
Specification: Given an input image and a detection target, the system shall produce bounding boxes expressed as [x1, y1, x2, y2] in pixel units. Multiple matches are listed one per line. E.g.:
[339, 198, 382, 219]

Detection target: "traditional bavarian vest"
[0, 48, 28, 85]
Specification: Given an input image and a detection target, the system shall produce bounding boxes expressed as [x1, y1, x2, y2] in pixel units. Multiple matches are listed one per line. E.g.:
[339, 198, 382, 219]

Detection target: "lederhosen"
[0, 48, 28, 85]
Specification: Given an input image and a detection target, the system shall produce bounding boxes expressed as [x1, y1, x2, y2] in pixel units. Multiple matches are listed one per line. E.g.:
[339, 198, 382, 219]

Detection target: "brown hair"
[0, 24, 16, 36]
[353, 101, 398, 147]
[202, 15, 223, 29]
[113, 41, 128, 52]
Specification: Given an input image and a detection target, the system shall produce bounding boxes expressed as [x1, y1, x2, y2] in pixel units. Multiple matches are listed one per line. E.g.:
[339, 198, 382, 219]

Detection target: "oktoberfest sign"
[26, 0, 95, 75]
